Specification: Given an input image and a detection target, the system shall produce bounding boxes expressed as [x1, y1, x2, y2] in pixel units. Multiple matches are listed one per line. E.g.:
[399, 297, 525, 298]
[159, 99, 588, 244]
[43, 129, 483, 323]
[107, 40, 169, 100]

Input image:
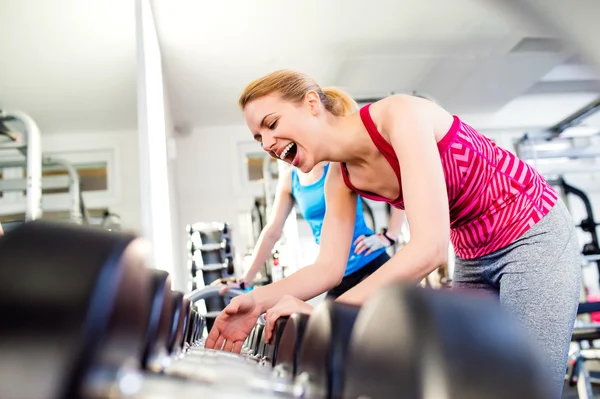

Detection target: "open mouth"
[279, 142, 297, 163]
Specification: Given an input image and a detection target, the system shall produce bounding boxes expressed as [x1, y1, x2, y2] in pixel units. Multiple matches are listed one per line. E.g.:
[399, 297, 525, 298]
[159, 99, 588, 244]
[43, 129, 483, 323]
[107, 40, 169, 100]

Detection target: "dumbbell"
[265, 316, 290, 367]
[343, 284, 552, 399]
[273, 312, 310, 378]
[0, 221, 151, 399]
[141, 269, 173, 371]
[294, 301, 360, 399]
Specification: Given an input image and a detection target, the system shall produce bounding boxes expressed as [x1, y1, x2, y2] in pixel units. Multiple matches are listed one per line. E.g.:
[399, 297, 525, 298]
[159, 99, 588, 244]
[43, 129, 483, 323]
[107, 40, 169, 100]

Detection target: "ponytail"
[321, 87, 358, 117]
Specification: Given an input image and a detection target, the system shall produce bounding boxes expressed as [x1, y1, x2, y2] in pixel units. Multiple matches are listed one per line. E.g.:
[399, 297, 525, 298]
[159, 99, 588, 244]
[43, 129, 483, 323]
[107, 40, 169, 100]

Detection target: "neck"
[320, 112, 371, 165]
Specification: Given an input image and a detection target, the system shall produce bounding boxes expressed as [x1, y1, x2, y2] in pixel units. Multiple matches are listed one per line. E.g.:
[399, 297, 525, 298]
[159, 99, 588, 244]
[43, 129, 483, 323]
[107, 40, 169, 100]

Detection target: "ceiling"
[0, 0, 137, 134]
[0, 0, 599, 136]
[152, 0, 600, 131]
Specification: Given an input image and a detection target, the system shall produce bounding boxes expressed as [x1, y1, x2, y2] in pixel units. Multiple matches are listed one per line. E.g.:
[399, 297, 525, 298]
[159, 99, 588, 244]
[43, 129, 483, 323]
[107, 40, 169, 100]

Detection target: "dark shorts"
[326, 251, 391, 299]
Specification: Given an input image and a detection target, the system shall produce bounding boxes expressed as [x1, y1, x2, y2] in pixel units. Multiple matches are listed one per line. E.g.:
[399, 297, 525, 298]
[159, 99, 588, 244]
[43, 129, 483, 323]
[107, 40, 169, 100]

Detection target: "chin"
[299, 160, 316, 173]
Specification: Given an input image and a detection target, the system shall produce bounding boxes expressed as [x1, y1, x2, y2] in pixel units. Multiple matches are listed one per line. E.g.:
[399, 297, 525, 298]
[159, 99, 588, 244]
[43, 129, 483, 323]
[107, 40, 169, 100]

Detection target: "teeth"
[280, 142, 295, 160]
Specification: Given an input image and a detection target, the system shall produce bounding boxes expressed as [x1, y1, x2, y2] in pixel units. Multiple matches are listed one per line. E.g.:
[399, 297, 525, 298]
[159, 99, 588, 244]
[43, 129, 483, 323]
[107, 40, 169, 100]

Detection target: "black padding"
[167, 291, 185, 355]
[572, 325, 600, 342]
[344, 284, 551, 399]
[297, 301, 360, 399]
[267, 316, 289, 366]
[577, 301, 600, 314]
[141, 269, 173, 370]
[0, 221, 150, 399]
[179, 298, 191, 350]
[274, 313, 310, 377]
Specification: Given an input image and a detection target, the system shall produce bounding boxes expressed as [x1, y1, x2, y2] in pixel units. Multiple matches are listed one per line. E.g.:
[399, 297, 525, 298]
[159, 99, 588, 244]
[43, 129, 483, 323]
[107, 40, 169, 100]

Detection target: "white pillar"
[134, 0, 176, 281]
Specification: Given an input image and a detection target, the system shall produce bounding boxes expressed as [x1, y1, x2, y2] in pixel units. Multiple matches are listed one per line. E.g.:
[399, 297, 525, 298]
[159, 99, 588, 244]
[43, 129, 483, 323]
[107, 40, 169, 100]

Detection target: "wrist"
[248, 289, 268, 313]
[381, 230, 397, 245]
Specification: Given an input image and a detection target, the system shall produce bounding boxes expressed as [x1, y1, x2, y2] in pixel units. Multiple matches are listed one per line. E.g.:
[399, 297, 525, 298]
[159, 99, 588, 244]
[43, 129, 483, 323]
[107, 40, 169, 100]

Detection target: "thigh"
[494, 202, 581, 398]
[452, 256, 498, 296]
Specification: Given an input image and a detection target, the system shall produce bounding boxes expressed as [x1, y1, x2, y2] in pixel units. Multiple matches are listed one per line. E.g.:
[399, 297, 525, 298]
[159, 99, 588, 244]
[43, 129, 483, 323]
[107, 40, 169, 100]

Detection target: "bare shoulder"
[368, 95, 453, 140]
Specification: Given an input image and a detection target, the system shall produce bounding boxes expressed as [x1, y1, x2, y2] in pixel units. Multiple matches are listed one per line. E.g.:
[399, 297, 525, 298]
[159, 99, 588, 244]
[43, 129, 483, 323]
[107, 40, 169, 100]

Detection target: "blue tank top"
[291, 163, 386, 277]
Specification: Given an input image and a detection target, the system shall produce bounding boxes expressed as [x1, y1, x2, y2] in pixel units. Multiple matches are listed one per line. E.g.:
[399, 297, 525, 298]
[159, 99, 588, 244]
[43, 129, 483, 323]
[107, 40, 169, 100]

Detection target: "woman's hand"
[354, 232, 395, 255]
[264, 295, 314, 343]
[204, 293, 262, 353]
[210, 276, 247, 295]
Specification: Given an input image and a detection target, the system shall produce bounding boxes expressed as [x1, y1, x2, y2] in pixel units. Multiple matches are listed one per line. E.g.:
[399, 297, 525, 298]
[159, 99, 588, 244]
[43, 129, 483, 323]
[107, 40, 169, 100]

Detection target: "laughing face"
[243, 92, 322, 173]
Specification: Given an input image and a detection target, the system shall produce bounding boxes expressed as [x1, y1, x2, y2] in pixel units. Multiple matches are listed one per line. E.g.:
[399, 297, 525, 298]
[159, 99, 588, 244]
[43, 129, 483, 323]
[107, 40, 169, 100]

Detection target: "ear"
[305, 90, 320, 116]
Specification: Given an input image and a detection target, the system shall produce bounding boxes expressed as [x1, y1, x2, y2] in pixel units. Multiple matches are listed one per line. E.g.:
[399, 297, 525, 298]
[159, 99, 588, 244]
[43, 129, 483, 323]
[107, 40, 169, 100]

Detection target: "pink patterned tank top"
[340, 104, 558, 259]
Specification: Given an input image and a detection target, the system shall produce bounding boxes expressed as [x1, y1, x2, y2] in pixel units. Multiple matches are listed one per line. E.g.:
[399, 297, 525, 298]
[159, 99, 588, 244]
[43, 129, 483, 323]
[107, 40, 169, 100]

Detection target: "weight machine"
[0, 109, 90, 225]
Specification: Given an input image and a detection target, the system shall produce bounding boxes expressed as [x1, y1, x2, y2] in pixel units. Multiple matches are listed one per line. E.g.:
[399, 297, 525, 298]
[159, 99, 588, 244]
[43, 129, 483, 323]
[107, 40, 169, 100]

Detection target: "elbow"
[413, 236, 448, 269]
[315, 259, 345, 289]
[264, 224, 283, 242]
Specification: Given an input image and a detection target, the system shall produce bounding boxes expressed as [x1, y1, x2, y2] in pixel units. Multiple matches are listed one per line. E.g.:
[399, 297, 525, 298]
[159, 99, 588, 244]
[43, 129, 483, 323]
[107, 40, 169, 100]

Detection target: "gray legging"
[453, 199, 581, 399]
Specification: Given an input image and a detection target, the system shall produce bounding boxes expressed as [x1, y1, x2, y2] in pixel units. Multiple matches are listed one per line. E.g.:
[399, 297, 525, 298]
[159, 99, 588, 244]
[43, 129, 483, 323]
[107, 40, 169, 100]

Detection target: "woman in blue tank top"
[222, 161, 405, 298]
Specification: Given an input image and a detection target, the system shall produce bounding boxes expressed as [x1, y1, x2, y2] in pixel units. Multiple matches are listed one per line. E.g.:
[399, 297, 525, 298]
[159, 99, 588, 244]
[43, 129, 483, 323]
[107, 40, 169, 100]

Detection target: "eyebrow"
[260, 113, 275, 128]
[254, 113, 276, 140]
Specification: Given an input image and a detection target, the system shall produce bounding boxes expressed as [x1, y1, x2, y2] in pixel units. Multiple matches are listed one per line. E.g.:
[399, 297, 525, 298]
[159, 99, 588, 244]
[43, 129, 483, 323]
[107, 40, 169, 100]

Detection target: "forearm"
[336, 242, 444, 305]
[250, 263, 339, 313]
[243, 227, 281, 284]
[386, 209, 406, 240]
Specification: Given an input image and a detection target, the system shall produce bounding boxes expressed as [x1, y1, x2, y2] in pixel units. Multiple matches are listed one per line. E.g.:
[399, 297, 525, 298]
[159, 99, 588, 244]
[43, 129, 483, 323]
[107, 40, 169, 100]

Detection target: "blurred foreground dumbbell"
[0, 221, 151, 399]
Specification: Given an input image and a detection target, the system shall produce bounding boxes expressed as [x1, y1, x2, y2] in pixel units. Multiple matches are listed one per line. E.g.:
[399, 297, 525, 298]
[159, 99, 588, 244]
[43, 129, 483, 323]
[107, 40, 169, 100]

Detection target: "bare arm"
[249, 164, 357, 313]
[336, 95, 450, 305]
[386, 207, 406, 242]
[242, 167, 295, 284]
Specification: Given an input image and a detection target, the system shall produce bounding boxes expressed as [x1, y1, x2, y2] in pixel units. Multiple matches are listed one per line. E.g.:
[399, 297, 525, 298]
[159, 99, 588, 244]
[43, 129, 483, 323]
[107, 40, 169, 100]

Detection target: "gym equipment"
[141, 269, 173, 371]
[0, 109, 42, 221]
[266, 317, 289, 367]
[0, 221, 559, 399]
[295, 301, 360, 399]
[274, 312, 310, 378]
[186, 221, 235, 331]
[167, 291, 186, 356]
[0, 221, 151, 398]
[344, 284, 551, 399]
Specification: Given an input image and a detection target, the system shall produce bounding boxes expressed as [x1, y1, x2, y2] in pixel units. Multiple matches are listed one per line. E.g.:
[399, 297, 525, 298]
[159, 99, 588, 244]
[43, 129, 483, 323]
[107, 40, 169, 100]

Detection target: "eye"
[268, 119, 278, 130]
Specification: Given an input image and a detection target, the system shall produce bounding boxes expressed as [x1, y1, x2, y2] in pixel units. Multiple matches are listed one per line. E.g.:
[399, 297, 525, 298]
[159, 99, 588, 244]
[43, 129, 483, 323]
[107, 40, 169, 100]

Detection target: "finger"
[233, 340, 244, 354]
[219, 285, 230, 295]
[204, 327, 220, 349]
[365, 248, 373, 256]
[223, 340, 235, 352]
[353, 235, 365, 245]
[265, 310, 279, 344]
[355, 242, 367, 254]
[214, 335, 226, 352]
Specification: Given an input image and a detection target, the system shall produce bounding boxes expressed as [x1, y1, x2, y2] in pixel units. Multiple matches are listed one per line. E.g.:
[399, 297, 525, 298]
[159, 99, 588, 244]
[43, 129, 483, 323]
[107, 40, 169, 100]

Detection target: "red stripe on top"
[340, 104, 558, 259]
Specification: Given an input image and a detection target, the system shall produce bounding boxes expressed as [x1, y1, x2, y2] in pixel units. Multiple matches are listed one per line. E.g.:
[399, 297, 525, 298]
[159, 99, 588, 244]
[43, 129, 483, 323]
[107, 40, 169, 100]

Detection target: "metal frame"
[0, 156, 86, 224]
[0, 110, 42, 221]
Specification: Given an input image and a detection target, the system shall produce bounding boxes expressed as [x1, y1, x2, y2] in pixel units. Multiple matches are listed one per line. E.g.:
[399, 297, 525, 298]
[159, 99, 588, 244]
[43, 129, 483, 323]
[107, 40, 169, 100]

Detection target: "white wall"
[174, 124, 254, 271]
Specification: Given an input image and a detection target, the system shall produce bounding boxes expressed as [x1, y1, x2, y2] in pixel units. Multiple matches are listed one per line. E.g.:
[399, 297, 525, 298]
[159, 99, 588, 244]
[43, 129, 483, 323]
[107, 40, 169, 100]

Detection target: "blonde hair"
[238, 69, 357, 117]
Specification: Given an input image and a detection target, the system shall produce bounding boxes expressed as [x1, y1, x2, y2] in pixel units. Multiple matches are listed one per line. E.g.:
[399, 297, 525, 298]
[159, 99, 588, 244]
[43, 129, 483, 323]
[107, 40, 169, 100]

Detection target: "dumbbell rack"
[186, 221, 235, 332]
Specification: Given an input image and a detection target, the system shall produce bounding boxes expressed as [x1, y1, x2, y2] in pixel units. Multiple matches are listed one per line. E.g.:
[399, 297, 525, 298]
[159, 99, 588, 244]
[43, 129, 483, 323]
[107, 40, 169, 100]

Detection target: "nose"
[261, 132, 277, 152]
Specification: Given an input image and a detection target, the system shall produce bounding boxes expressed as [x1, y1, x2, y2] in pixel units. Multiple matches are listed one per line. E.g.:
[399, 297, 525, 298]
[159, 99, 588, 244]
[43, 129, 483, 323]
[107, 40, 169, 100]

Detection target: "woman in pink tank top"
[206, 70, 581, 397]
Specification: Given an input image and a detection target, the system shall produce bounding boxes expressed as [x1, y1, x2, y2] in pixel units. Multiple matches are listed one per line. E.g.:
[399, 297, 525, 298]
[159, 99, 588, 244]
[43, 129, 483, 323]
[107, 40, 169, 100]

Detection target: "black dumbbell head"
[0, 221, 151, 399]
[297, 300, 360, 399]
